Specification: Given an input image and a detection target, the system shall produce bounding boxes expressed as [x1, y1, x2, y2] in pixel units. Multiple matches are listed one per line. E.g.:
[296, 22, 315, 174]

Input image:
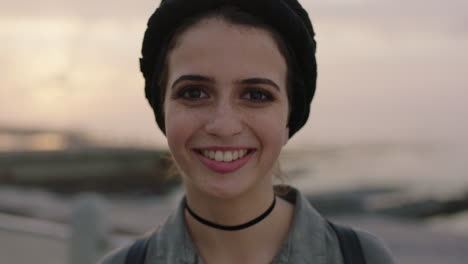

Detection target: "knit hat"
[140, 0, 317, 138]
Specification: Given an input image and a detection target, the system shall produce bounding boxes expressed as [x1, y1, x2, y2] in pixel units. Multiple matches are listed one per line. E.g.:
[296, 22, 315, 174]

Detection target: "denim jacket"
[99, 187, 395, 264]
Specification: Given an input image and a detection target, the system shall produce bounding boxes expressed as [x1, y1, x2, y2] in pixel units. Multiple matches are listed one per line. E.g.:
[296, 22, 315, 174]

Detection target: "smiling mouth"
[194, 149, 254, 163]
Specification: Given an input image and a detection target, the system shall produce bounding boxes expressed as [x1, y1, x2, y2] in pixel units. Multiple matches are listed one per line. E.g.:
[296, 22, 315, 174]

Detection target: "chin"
[186, 169, 268, 201]
[203, 183, 249, 200]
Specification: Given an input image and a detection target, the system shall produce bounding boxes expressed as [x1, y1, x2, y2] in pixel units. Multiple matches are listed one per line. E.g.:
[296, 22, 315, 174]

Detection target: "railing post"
[70, 193, 110, 264]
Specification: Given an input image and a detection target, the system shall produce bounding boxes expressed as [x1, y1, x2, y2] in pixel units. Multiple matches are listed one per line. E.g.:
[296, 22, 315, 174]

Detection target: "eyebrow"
[171, 75, 215, 90]
[171, 75, 280, 91]
[237, 78, 280, 91]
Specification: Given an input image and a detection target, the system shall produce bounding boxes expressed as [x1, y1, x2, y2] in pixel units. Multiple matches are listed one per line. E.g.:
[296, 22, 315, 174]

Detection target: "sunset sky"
[1, 0, 467, 149]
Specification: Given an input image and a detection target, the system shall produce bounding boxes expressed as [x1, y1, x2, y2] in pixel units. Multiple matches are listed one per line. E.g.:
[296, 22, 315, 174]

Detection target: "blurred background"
[1, 0, 467, 263]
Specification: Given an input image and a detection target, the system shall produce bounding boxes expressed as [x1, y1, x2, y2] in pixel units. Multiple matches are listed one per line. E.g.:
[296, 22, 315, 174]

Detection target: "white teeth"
[215, 151, 223, 161]
[224, 151, 233, 162]
[200, 149, 250, 162]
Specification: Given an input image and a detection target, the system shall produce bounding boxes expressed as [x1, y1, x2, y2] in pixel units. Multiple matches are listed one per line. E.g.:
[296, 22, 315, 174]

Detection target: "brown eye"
[243, 89, 274, 102]
[178, 86, 208, 100]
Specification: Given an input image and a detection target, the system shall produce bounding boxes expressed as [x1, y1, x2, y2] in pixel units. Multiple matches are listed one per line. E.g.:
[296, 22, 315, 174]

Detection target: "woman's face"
[164, 18, 289, 199]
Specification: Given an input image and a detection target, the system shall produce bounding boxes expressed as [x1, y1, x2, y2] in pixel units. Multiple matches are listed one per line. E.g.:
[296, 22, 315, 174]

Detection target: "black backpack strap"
[125, 236, 150, 264]
[328, 220, 367, 264]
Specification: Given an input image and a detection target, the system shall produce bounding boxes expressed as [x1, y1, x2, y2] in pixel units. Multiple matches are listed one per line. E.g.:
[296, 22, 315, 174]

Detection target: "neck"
[184, 195, 276, 231]
[184, 185, 275, 226]
[183, 186, 294, 263]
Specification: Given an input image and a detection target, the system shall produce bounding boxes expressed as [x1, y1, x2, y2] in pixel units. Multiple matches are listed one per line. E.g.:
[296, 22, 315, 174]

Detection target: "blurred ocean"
[282, 141, 468, 198]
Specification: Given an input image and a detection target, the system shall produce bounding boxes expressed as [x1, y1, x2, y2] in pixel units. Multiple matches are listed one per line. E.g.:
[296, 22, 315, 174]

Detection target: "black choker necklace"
[184, 196, 276, 231]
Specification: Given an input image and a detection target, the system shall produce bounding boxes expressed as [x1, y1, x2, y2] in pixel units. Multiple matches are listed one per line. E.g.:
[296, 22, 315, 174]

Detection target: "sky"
[1, 0, 467, 149]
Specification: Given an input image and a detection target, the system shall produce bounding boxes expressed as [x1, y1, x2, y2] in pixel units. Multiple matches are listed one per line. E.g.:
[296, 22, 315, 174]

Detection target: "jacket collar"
[278, 187, 328, 264]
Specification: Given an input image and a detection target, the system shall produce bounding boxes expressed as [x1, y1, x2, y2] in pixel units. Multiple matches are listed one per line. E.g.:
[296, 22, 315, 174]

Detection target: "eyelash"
[242, 88, 274, 102]
[174, 86, 275, 103]
[175, 86, 208, 100]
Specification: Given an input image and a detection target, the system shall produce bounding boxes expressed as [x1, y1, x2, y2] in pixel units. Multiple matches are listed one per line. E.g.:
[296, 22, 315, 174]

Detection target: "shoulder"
[97, 244, 130, 264]
[97, 228, 160, 264]
[354, 229, 396, 264]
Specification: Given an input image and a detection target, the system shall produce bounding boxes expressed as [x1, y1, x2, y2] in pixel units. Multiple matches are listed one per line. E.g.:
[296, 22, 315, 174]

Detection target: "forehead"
[167, 18, 287, 85]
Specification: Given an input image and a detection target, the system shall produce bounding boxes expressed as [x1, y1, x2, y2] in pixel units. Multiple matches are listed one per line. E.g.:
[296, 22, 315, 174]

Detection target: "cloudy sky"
[1, 0, 467, 149]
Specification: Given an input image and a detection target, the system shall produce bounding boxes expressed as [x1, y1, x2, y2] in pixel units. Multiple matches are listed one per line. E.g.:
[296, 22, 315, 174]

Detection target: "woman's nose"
[204, 103, 243, 137]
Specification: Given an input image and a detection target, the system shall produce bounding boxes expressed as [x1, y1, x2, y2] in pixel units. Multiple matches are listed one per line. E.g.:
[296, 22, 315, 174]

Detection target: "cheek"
[164, 105, 195, 151]
[164, 103, 210, 154]
[264, 120, 288, 149]
[248, 105, 289, 149]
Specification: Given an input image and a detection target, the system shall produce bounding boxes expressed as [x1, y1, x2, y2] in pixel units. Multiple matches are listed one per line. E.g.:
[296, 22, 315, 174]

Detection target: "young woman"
[100, 0, 395, 263]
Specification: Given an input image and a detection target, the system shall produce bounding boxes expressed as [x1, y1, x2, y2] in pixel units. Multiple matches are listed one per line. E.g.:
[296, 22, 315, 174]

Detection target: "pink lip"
[193, 148, 256, 174]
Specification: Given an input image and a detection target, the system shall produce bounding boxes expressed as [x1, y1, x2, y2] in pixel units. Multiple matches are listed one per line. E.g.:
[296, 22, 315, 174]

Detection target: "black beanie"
[140, 0, 317, 138]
